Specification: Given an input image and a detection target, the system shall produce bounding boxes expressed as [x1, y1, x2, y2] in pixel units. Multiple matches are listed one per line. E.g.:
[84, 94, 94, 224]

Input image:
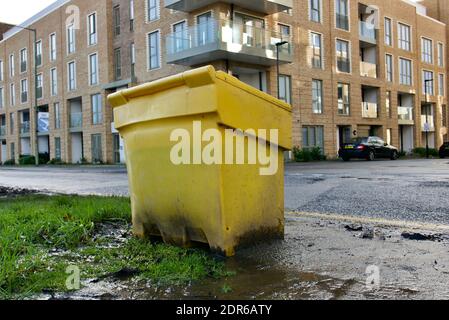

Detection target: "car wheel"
[390, 151, 398, 160]
[367, 151, 375, 161]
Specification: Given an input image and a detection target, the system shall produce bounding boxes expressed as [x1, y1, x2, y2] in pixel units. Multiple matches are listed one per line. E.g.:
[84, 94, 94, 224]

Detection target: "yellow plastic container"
[108, 66, 292, 256]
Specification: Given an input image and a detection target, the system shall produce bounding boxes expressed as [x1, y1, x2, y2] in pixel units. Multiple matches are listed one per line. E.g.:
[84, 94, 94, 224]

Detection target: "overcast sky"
[0, 0, 56, 25]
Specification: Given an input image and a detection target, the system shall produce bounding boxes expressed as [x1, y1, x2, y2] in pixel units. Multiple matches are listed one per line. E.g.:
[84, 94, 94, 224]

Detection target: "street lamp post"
[424, 78, 433, 159]
[12, 25, 39, 166]
[275, 41, 288, 100]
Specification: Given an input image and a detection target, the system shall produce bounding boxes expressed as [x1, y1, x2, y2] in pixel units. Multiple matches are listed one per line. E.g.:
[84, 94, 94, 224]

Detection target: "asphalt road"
[1, 159, 449, 224]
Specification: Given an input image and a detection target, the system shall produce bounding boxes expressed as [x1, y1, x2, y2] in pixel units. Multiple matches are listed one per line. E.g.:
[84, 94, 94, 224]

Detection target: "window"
[10, 142, 15, 159]
[113, 6, 121, 36]
[10, 84, 15, 106]
[91, 134, 103, 163]
[278, 75, 291, 104]
[148, 31, 160, 70]
[302, 126, 324, 151]
[386, 54, 393, 82]
[92, 94, 102, 125]
[50, 68, 57, 96]
[88, 13, 97, 46]
[89, 53, 99, 85]
[130, 0, 135, 31]
[10, 113, 15, 135]
[35, 40, 42, 66]
[114, 48, 121, 80]
[20, 79, 28, 103]
[0, 60, 3, 81]
[421, 38, 433, 64]
[50, 33, 57, 61]
[279, 24, 290, 37]
[197, 12, 213, 46]
[54, 137, 61, 160]
[312, 79, 323, 114]
[386, 91, 391, 118]
[335, 0, 349, 31]
[311, 32, 322, 69]
[423, 70, 434, 95]
[131, 43, 136, 78]
[439, 74, 445, 96]
[68, 61, 76, 91]
[385, 18, 392, 46]
[54, 102, 61, 129]
[336, 39, 350, 73]
[399, 58, 412, 86]
[67, 24, 76, 54]
[9, 54, 14, 78]
[36, 73, 43, 99]
[173, 21, 187, 53]
[438, 43, 444, 67]
[338, 83, 350, 115]
[0, 87, 3, 108]
[310, 0, 321, 23]
[398, 23, 411, 51]
[147, 0, 160, 22]
[20, 48, 27, 73]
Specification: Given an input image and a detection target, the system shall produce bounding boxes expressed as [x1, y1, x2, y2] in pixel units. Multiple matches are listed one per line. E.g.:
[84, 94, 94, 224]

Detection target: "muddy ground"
[39, 212, 449, 300]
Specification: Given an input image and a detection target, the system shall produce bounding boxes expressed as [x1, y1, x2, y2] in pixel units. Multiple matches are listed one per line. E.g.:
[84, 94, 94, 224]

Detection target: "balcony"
[166, 19, 293, 67]
[362, 102, 378, 118]
[164, 0, 293, 14]
[359, 21, 376, 44]
[360, 61, 377, 78]
[70, 112, 83, 130]
[0, 125, 6, 136]
[421, 115, 435, 132]
[20, 121, 30, 135]
[398, 107, 414, 124]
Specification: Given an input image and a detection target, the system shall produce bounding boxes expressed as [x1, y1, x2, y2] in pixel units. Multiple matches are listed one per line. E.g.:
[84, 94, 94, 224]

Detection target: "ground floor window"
[113, 133, 121, 164]
[302, 126, 324, 152]
[55, 137, 61, 160]
[91, 134, 103, 164]
[10, 142, 15, 160]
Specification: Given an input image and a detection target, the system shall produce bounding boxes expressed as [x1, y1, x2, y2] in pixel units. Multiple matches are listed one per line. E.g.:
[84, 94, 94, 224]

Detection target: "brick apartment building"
[0, 0, 447, 164]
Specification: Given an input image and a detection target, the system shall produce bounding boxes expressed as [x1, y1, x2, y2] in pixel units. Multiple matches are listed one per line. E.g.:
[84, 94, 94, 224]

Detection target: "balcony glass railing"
[0, 125, 6, 136]
[398, 107, 413, 121]
[166, 19, 293, 58]
[360, 61, 377, 78]
[359, 21, 376, 41]
[362, 102, 378, 118]
[70, 112, 83, 128]
[20, 121, 30, 134]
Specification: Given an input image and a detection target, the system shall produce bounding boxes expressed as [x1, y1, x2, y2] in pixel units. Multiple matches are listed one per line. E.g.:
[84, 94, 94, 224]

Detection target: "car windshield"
[350, 138, 368, 144]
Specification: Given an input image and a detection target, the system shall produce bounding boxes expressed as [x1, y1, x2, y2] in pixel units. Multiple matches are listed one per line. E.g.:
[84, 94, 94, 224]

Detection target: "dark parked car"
[339, 136, 399, 161]
[440, 142, 449, 158]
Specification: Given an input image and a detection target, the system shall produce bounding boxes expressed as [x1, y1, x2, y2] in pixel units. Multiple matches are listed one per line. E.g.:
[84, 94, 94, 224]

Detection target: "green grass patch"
[0, 194, 232, 299]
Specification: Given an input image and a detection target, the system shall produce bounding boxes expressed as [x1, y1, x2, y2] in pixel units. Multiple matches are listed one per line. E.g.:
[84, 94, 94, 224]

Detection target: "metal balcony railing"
[362, 102, 378, 118]
[70, 112, 83, 128]
[398, 107, 413, 121]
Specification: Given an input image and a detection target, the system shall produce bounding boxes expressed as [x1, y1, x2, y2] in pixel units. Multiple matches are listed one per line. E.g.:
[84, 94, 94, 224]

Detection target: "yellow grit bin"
[108, 65, 292, 256]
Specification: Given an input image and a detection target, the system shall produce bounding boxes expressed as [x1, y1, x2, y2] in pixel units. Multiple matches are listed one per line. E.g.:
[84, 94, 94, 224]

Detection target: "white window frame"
[384, 17, 393, 47]
[399, 57, 413, 86]
[421, 37, 433, 65]
[398, 22, 412, 52]
[147, 30, 161, 71]
[385, 54, 394, 82]
[335, 38, 351, 74]
[67, 61, 77, 91]
[20, 48, 28, 73]
[49, 33, 57, 62]
[9, 54, 15, 78]
[88, 52, 99, 86]
[438, 42, 444, 67]
[87, 12, 98, 46]
[20, 78, 28, 103]
[310, 31, 324, 69]
[422, 69, 434, 96]
[67, 24, 76, 54]
[439, 73, 445, 97]
[50, 67, 58, 96]
[10, 83, 15, 106]
[146, 0, 160, 22]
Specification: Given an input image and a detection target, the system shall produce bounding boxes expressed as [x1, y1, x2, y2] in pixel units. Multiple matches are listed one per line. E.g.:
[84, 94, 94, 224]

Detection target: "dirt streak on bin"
[108, 66, 292, 256]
